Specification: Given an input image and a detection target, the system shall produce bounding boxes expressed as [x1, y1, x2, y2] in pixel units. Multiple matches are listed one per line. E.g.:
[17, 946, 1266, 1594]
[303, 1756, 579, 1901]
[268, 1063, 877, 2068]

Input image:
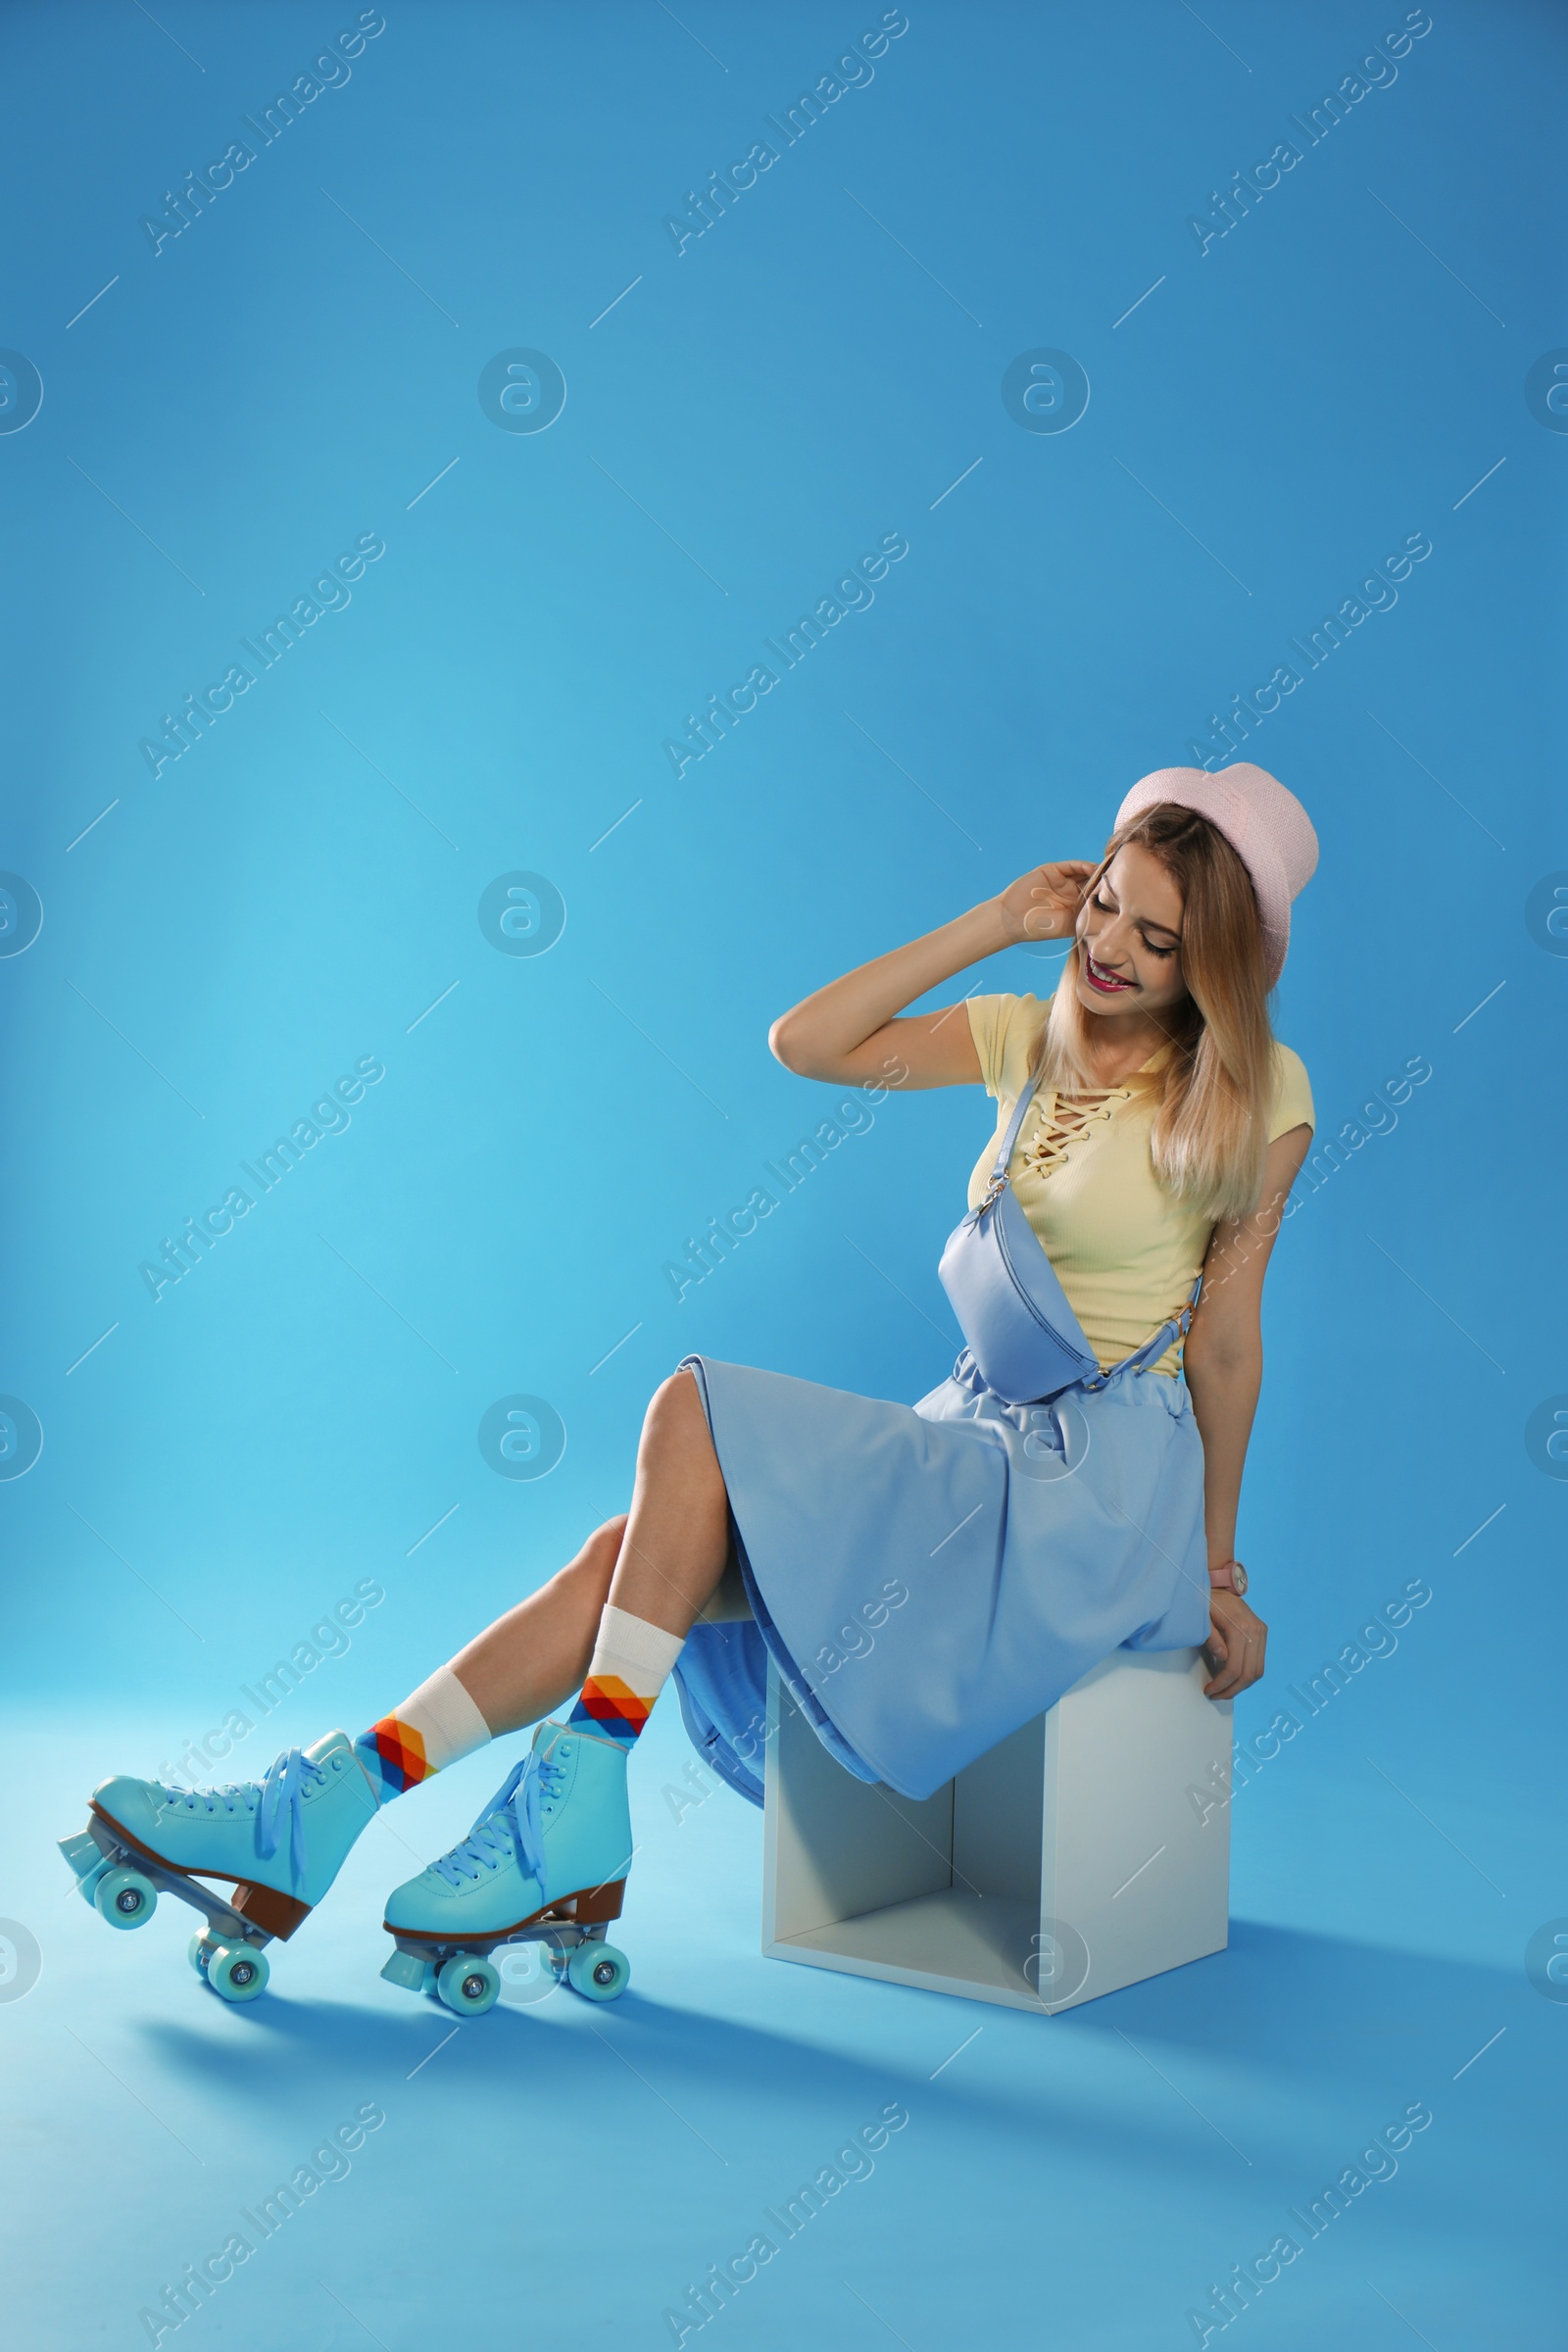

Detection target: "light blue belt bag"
[938, 1069, 1102, 1406]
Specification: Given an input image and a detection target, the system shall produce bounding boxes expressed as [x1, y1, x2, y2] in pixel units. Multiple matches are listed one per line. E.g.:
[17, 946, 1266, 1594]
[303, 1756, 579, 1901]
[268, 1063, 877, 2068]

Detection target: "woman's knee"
[642, 1369, 707, 1452]
[639, 1370, 722, 1491]
[566, 1515, 627, 1600]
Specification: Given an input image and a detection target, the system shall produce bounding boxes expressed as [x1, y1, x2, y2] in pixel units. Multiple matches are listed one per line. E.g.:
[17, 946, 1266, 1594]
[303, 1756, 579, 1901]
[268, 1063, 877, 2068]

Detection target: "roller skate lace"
[157, 1747, 326, 1883]
[433, 1748, 563, 1895]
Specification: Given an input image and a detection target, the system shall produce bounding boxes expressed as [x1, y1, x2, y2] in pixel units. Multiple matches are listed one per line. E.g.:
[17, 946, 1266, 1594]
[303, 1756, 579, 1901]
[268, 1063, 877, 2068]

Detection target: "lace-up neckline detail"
[1020, 1085, 1132, 1180]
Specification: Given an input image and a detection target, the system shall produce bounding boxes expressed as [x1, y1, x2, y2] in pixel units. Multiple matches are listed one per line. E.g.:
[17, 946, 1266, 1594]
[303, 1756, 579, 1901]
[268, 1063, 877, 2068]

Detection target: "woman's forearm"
[1184, 1340, 1261, 1568]
[769, 898, 1007, 1079]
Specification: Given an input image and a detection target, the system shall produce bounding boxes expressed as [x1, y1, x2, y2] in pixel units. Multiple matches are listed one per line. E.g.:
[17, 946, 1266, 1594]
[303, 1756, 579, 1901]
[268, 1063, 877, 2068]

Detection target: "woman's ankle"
[353, 1666, 493, 1805]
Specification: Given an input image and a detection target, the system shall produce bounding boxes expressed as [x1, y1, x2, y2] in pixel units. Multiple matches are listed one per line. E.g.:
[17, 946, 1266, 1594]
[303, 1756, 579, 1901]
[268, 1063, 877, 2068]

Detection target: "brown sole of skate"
[382, 1874, 626, 1944]
[88, 1801, 311, 1940]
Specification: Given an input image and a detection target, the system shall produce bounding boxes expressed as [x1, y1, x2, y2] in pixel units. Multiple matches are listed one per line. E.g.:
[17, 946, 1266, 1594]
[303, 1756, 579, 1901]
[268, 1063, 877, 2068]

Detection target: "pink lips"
[1083, 949, 1133, 994]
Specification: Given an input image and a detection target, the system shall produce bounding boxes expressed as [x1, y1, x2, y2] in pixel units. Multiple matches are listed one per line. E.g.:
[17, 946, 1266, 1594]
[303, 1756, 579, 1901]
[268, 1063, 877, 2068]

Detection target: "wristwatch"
[1209, 1559, 1249, 1596]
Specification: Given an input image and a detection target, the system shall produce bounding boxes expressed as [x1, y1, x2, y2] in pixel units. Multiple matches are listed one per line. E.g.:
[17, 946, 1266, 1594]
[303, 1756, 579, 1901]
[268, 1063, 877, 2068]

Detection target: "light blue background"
[1, 3, 1563, 2346]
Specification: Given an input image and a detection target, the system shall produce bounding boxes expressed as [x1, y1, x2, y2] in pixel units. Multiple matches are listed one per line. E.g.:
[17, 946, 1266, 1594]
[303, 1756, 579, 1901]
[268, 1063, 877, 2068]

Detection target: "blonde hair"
[1029, 802, 1276, 1222]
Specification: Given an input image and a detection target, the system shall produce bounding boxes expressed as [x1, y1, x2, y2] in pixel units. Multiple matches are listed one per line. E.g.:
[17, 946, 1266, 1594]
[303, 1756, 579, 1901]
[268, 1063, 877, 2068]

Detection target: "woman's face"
[1073, 840, 1190, 1019]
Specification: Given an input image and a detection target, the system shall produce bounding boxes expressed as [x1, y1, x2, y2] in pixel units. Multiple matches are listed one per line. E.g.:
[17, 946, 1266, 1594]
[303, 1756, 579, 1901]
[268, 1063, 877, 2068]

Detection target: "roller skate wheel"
[566, 1941, 629, 2001]
[436, 1953, 501, 2016]
[94, 1867, 157, 1930]
[206, 1942, 270, 2002]
[187, 1932, 220, 1976]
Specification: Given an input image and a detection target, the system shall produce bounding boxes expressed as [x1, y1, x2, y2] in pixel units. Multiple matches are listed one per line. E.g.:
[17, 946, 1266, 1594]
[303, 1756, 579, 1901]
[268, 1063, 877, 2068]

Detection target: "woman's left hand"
[1201, 1589, 1268, 1698]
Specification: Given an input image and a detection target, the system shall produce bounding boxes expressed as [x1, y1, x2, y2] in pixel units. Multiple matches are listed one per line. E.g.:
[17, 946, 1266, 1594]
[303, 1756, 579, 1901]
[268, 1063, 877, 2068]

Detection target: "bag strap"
[978, 1074, 1205, 1380]
[981, 1070, 1044, 1202]
[1083, 1275, 1204, 1388]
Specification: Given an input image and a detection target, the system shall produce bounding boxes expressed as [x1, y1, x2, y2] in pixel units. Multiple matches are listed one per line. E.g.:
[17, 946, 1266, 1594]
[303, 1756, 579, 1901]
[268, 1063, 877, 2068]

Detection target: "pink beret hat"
[1113, 761, 1318, 982]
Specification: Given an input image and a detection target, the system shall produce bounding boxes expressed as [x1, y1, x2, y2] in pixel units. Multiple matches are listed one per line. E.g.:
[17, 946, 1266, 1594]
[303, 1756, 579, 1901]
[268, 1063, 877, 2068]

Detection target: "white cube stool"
[761, 1650, 1231, 2013]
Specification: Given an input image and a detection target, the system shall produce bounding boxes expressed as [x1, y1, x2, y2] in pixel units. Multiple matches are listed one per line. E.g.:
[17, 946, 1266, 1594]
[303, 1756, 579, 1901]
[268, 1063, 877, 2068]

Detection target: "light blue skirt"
[670, 1341, 1211, 1806]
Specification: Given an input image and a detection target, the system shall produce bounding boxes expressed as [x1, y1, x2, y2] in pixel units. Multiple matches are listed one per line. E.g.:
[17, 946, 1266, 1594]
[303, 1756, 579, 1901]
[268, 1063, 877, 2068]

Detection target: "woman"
[70, 762, 1316, 2010]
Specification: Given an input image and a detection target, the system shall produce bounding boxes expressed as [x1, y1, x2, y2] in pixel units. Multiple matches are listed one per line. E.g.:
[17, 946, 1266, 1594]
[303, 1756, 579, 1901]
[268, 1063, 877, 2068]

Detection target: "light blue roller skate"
[59, 1732, 377, 2003]
[380, 1719, 633, 2017]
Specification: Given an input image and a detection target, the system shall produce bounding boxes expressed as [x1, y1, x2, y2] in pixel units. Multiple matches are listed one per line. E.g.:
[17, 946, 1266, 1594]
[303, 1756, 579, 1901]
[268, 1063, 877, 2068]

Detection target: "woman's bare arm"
[769, 861, 1095, 1089]
[1183, 1121, 1312, 1697]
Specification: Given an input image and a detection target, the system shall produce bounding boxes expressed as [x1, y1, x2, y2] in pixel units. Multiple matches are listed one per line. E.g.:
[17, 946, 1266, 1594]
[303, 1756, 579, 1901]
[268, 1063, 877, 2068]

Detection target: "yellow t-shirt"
[965, 995, 1314, 1377]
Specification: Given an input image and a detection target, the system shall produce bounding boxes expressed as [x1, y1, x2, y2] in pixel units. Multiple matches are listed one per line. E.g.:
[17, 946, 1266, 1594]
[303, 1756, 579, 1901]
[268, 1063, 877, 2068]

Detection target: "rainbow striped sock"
[566, 1605, 685, 1750]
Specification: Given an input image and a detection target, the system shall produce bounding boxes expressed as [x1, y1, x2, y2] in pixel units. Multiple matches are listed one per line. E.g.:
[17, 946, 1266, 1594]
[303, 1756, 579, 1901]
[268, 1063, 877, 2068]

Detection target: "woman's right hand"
[994, 861, 1098, 947]
[771, 871, 1097, 1090]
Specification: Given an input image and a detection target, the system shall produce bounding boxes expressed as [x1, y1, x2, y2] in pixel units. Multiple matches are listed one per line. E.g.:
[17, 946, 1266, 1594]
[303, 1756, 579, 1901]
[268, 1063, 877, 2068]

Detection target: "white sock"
[571, 1604, 685, 1743]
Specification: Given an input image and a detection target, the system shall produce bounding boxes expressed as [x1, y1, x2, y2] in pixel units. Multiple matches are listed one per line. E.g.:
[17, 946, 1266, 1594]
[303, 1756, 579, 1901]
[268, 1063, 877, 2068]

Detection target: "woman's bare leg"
[605, 1371, 731, 1636]
[446, 1515, 626, 1735]
[442, 1369, 729, 1738]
